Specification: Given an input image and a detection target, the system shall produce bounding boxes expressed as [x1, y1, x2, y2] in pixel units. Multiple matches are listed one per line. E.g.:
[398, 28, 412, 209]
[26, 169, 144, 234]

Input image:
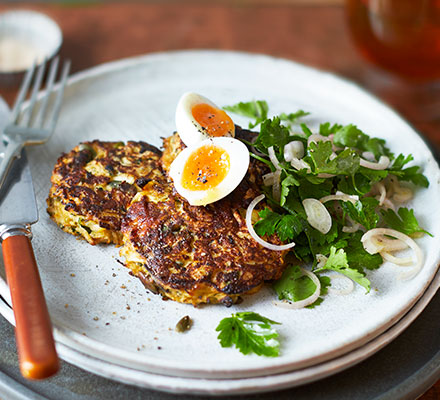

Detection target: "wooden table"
[0, 2, 438, 399]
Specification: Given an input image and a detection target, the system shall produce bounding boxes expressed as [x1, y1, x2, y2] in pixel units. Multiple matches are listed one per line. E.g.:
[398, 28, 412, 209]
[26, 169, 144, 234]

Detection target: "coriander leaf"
[306, 275, 331, 308]
[281, 175, 300, 207]
[333, 124, 391, 159]
[216, 312, 281, 357]
[224, 100, 268, 128]
[390, 153, 413, 170]
[273, 265, 330, 308]
[307, 141, 360, 176]
[300, 123, 313, 138]
[319, 122, 343, 136]
[315, 247, 371, 292]
[333, 124, 368, 149]
[254, 208, 304, 241]
[342, 197, 379, 230]
[254, 117, 291, 152]
[344, 232, 383, 271]
[254, 208, 282, 237]
[297, 178, 333, 201]
[279, 110, 310, 125]
[391, 165, 429, 187]
[381, 207, 432, 236]
[276, 214, 304, 241]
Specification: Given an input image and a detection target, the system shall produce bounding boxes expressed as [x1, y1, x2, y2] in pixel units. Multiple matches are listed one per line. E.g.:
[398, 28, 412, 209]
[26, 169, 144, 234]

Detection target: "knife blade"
[0, 98, 59, 380]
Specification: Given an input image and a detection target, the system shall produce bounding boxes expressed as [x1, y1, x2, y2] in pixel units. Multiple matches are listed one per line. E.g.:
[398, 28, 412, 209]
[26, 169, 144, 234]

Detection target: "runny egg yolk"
[191, 103, 234, 137]
[181, 144, 230, 191]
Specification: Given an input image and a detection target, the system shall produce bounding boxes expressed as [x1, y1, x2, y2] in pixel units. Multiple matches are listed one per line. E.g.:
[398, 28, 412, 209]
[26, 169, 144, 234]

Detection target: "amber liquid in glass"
[346, 0, 440, 80]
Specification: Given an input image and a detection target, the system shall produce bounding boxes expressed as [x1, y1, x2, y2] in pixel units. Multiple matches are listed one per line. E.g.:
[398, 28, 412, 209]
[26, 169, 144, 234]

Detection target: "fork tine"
[35, 56, 59, 128]
[47, 60, 71, 133]
[21, 59, 47, 127]
[9, 61, 36, 125]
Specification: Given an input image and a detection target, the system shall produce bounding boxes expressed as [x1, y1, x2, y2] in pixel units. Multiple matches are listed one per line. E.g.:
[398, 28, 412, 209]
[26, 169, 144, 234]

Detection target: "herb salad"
[215, 100, 430, 357]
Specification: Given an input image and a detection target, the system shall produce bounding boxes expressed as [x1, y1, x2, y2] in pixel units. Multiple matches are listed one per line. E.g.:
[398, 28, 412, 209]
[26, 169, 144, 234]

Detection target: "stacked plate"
[0, 51, 439, 395]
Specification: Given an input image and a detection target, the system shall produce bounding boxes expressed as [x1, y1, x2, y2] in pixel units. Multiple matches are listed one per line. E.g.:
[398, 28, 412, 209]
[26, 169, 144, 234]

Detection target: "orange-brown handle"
[2, 234, 59, 380]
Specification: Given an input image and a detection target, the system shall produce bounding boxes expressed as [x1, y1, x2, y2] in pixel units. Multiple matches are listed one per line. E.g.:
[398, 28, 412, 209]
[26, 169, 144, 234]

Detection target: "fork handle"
[0, 139, 23, 191]
[1, 230, 59, 380]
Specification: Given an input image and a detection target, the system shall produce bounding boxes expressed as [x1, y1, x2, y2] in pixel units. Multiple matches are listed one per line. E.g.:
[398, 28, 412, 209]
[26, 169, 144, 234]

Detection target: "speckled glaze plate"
[0, 50, 439, 380]
[1, 269, 439, 395]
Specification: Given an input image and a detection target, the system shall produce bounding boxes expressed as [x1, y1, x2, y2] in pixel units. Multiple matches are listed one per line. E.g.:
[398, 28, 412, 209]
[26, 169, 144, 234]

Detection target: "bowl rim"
[0, 9, 63, 74]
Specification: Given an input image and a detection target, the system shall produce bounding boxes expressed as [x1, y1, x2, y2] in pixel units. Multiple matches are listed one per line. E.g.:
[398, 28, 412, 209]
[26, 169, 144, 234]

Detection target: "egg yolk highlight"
[182, 144, 230, 191]
[191, 103, 234, 137]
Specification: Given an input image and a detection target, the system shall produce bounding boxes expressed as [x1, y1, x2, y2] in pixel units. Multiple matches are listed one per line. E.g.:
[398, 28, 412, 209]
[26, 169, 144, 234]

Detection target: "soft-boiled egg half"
[175, 92, 235, 146]
[169, 137, 250, 206]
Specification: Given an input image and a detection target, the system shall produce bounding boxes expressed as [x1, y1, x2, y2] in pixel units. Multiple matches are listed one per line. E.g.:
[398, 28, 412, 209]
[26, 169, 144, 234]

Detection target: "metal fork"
[0, 57, 71, 189]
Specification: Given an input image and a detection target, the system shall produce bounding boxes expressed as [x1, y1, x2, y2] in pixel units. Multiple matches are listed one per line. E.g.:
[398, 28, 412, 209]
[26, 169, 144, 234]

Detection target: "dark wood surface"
[0, 2, 438, 399]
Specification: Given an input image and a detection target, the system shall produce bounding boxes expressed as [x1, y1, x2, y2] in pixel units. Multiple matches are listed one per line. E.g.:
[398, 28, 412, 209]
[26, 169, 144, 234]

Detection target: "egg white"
[175, 92, 234, 147]
[169, 137, 250, 206]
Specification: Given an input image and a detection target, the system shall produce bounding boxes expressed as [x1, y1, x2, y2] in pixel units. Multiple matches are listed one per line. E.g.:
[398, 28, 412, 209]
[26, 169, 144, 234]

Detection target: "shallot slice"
[284, 141, 304, 162]
[268, 146, 281, 171]
[246, 194, 296, 251]
[360, 155, 390, 170]
[361, 228, 423, 280]
[274, 267, 321, 309]
[320, 191, 359, 205]
[302, 198, 332, 234]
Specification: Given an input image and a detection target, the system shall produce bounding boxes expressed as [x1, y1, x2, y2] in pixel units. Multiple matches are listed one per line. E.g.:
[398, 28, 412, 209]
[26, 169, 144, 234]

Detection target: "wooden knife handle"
[2, 234, 59, 379]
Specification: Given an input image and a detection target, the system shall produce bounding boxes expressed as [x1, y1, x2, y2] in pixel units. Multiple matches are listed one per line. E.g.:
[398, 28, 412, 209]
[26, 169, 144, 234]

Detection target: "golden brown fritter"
[47, 140, 162, 245]
[120, 128, 287, 306]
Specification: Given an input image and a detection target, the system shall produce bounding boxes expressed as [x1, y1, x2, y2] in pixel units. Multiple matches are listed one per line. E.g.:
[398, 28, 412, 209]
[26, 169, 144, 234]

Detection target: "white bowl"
[0, 10, 62, 85]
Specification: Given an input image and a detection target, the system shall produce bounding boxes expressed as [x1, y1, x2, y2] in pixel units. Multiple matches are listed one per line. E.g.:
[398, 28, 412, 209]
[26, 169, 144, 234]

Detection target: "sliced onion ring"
[246, 194, 296, 251]
[302, 198, 332, 234]
[380, 251, 413, 266]
[327, 272, 355, 295]
[263, 172, 275, 186]
[274, 267, 321, 309]
[268, 146, 281, 171]
[320, 192, 358, 204]
[361, 228, 423, 280]
[360, 155, 390, 170]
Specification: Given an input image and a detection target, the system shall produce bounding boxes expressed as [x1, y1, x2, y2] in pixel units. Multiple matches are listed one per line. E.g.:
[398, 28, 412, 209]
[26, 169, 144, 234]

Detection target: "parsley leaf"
[315, 247, 371, 292]
[392, 166, 429, 187]
[280, 175, 300, 206]
[254, 208, 304, 241]
[333, 124, 391, 159]
[386, 154, 428, 187]
[279, 110, 310, 125]
[319, 122, 343, 136]
[381, 207, 432, 237]
[307, 141, 360, 176]
[345, 233, 383, 271]
[273, 265, 330, 308]
[216, 312, 281, 357]
[224, 100, 268, 128]
[254, 117, 291, 152]
[342, 197, 379, 230]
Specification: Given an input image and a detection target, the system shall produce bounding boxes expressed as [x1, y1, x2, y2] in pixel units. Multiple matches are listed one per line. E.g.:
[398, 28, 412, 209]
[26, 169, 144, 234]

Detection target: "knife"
[0, 98, 59, 380]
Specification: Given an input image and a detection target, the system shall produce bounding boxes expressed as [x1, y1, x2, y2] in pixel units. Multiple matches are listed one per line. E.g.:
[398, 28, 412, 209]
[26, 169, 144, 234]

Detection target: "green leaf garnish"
[381, 207, 432, 237]
[273, 265, 330, 308]
[341, 197, 380, 230]
[224, 100, 269, 128]
[315, 247, 371, 292]
[216, 312, 281, 357]
[254, 208, 304, 241]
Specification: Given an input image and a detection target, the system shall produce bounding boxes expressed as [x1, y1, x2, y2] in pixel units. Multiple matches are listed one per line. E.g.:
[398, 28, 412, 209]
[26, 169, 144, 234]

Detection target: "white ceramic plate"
[0, 50, 439, 380]
[1, 269, 439, 395]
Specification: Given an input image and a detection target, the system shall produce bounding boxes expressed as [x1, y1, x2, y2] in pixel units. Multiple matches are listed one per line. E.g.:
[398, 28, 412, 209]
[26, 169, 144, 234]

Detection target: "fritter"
[47, 140, 162, 245]
[120, 128, 287, 306]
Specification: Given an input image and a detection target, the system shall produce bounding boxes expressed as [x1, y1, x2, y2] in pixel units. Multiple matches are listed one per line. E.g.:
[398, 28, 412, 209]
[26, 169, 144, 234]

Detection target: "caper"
[175, 315, 193, 333]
